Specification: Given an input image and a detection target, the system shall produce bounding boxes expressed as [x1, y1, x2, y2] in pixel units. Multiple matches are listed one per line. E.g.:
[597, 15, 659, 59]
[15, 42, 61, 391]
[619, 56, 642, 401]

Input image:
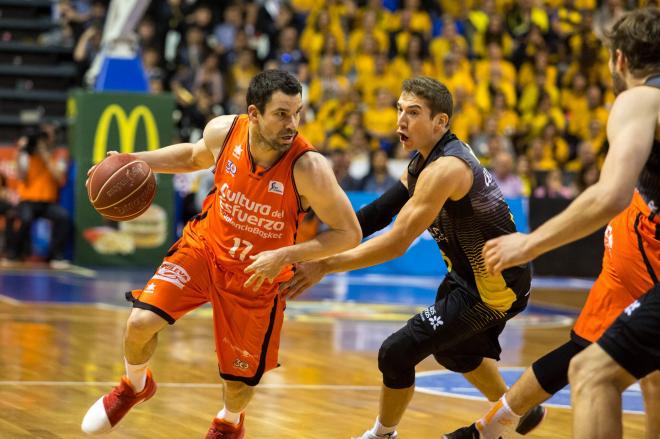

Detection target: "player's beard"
[612, 70, 627, 96]
[266, 131, 296, 152]
[254, 124, 295, 152]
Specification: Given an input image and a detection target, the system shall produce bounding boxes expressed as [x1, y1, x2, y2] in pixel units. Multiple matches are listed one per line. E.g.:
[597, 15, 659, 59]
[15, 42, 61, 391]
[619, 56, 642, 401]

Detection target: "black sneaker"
[442, 423, 500, 439]
[516, 405, 547, 435]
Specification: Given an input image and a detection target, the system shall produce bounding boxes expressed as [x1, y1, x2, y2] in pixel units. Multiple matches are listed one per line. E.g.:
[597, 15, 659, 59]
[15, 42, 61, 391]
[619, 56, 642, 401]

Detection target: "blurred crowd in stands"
[51, 0, 652, 200]
[1, 0, 655, 261]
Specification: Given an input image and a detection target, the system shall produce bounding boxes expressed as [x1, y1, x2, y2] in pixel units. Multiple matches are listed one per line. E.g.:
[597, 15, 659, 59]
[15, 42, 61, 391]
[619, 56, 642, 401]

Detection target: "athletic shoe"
[516, 404, 546, 435]
[205, 414, 245, 439]
[352, 431, 398, 439]
[81, 368, 157, 434]
[442, 424, 492, 439]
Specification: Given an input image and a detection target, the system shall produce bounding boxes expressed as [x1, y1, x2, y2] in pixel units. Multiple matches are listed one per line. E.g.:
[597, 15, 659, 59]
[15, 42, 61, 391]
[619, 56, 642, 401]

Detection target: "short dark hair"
[605, 7, 660, 76]
[402, 77, 453, 118]
[246, 70, 302, 113]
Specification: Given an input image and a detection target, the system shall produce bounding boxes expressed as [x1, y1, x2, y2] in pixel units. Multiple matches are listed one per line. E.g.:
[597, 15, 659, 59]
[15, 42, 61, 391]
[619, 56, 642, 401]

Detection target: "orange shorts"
[573, 192, 660, 344]
[127, 237, 286, 385]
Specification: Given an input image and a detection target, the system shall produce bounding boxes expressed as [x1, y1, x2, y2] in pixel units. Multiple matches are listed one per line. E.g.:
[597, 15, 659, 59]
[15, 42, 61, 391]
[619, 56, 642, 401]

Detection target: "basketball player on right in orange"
[81, 70, 362, 438]
[444, 7, 660, 439]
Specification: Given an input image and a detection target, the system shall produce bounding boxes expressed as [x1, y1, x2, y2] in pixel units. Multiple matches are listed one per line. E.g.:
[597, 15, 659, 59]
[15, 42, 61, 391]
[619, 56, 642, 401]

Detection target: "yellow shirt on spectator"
[298, 119, 327, 150]
[518, 83, 560, 114]
[474, 59, 516, 85]
[308, 76, 351, 108]
[364, 106, 398, 139]
[316, 98, 356, 133]
[495, 110, 519, 137]
[518, 63, 557, 89]
[389, 57, 435, 81]
[430, 35, 469, 65]
[348, 29, 389, 55]
[475, 80, 517, 112]
[356, 72, 401, 107]
[451, 102, 482, 142]
[520, 108, 566, 138]
[438, 70, 475, 96]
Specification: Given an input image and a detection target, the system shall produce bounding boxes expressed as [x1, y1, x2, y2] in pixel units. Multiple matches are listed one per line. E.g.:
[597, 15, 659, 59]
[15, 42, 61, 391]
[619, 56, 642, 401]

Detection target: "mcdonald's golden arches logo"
[93, 104, 160, 163]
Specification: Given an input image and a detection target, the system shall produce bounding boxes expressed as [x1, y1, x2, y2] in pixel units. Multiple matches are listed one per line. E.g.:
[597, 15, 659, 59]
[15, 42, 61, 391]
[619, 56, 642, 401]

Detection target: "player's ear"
[434, 112, 449, 131]
[615, 49, 626, 73]
[247, 105, 260, 123]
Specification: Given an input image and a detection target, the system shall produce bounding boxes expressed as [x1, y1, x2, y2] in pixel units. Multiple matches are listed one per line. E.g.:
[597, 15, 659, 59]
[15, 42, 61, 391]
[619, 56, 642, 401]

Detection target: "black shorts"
[598, 283, 660, 380]
[406, 270, 530, 364]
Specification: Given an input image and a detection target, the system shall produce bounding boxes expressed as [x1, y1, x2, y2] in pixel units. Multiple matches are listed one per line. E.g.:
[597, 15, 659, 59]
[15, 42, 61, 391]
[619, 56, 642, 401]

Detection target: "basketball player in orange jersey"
[443, 7, 660, 439]
[81, 70, 362, 438]
[281, 77, 545, 439]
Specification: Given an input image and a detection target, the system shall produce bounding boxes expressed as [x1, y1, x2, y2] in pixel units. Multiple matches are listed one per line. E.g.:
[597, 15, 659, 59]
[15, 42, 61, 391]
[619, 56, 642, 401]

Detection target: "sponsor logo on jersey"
[225, 160, 237, 177]
[483, 168, 493, 187]
[152, 262, 191, 289]
[232, 144, 242, 159]
[219, 183, 286, 239]
[624, 300, 641, 316]
[268, 180, 284, 195]
[144, 282, 156, 293]
[233, 358, 249, 370]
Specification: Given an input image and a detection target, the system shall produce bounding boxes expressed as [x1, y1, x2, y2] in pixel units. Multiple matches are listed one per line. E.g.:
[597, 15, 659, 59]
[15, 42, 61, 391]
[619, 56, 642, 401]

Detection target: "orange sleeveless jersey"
[185, 115, 315, 282]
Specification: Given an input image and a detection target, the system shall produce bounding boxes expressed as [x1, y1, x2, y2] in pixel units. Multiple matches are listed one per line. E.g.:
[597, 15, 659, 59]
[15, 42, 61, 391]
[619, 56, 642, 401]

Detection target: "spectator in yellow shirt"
[472, 14, 514, 58]
[520, 92, 566, 140]
[561, 72, 589, 139]
[364, 88, 398, 151]
[437, 54, 475, 97]
[348, 10, 389, 56]
[356, 53, 400, 107]
[492, 92, 519, 137]
[430, 16, 469, 66]
[451, 86, 482, 142]
[300, 9, 345, 62]
[308, 55, 351, 109]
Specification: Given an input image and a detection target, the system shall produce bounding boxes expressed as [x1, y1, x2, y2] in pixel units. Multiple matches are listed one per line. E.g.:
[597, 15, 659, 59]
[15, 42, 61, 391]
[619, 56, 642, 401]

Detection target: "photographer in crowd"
[7, 127, 71, 268]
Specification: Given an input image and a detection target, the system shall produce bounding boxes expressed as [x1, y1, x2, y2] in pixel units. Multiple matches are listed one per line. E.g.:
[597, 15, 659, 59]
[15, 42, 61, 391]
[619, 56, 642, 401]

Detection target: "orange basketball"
[87, 153, 156, 221]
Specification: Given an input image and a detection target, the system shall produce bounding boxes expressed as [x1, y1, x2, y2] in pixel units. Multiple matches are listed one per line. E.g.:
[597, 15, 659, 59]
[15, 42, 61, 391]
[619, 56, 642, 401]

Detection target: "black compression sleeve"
[356, 181, 409, 238]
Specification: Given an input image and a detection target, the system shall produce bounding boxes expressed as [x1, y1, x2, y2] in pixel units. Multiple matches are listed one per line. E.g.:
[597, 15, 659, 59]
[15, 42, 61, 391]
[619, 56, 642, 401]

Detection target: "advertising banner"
[68, 90, 175, 267]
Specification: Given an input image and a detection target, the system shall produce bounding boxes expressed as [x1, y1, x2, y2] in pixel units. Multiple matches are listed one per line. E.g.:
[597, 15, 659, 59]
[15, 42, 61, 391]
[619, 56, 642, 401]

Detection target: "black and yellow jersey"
[639, 75, 660, 217]
[407, 131, 531, 312]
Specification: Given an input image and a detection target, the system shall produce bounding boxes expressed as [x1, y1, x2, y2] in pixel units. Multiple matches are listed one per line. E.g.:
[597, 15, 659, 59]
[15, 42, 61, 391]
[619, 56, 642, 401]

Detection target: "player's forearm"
[526, 183, 627, 258]
[132, 143, 202, 174]
[321, 232, 409, 275]
[281, 227, 362, 265]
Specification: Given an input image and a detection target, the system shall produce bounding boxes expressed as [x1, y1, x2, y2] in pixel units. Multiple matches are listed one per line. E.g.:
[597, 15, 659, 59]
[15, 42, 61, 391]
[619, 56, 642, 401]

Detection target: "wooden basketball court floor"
[0, 267, 647, 438]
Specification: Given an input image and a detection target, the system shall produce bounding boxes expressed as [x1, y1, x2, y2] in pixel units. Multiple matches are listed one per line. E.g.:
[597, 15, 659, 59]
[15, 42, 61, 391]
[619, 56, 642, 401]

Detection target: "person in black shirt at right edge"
[280, 76, 545, 439]
[448, 7, 660, 439]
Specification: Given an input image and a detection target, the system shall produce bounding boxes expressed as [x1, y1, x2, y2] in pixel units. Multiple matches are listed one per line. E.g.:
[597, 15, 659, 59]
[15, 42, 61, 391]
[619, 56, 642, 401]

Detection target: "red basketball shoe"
[205, 414, 245, 439]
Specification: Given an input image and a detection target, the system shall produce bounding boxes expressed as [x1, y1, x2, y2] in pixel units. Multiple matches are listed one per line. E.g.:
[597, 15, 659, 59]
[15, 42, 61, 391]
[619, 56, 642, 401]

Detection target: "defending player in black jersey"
[280, 77, 544, 439]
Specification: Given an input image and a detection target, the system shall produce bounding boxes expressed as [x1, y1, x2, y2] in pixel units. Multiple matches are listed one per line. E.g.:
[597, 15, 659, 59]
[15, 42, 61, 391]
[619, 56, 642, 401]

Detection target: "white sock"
[124, 358, 148, 393]
[370, 417, 397, 436]
[217, 407, 242, 425]
[476, 395, 521, 439]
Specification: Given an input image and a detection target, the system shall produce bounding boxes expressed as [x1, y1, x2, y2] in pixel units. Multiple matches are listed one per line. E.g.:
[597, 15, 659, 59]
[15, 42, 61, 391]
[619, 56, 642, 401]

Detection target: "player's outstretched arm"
[280, 156, 471, 298]
[126, 115, 236, 174]
[483, 87, 658, 275]
[244, 152, 362, 290]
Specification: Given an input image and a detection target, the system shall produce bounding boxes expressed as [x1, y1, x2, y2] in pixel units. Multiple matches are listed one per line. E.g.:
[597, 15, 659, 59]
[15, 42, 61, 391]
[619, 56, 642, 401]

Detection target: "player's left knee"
[569, 346, 626, 392]
[378, 331, 417, 389]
